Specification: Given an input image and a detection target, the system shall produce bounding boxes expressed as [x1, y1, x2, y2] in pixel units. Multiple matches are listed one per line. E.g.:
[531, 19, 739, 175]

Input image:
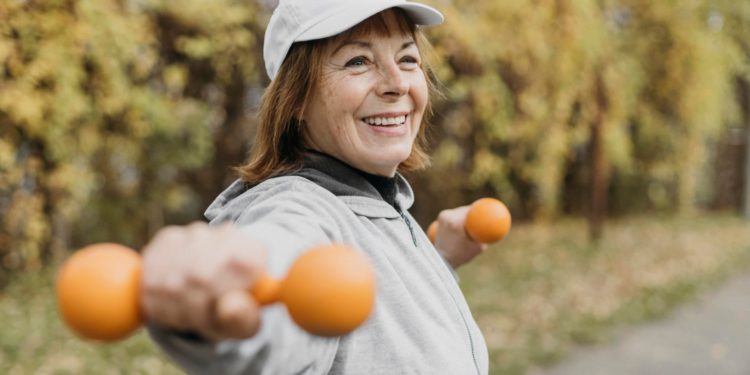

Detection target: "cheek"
[408, 76, 428, 136]
[411, 75, 429, 113]
[326, 77, 368, 117]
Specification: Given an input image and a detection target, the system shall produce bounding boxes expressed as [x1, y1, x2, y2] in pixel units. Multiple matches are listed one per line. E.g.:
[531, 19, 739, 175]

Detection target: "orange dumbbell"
[427, 198, 511, 244]
[56, 243, 376, 342]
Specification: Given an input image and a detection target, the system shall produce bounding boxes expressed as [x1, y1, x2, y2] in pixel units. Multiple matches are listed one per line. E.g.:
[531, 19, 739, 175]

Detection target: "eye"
[400, 56, 418, 64]
[345, 56, 368, 67]
[400, 56, 420, 68]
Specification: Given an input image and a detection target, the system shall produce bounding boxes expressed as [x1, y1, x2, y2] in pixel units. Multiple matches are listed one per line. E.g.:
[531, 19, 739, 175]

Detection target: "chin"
[367, 147, 412, 171]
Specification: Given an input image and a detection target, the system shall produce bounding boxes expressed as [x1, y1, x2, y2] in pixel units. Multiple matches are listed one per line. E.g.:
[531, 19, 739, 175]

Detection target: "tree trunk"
[743, 123, 750, 219]
[589, 73, 609, 241]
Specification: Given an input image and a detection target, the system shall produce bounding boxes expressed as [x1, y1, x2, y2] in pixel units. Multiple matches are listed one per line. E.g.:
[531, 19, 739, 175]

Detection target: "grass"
[0, 269, 183, 375]
[1, 215, 749, 374]
[457, 214, 750, 375]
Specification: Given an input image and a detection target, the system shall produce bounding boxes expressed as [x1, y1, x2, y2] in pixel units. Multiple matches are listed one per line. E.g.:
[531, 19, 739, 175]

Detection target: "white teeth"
[362, 115, 407, 126]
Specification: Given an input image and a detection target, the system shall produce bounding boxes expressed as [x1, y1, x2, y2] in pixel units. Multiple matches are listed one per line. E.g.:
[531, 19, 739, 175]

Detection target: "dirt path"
[531, 272, 750, 375]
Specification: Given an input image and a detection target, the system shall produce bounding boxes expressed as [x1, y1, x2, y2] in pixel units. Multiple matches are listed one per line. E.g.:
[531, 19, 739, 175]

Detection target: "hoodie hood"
[205, 152, 415, 222]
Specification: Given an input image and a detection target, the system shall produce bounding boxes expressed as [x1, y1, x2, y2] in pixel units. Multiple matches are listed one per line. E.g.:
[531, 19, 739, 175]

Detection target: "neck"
[303, 148, 397, 177]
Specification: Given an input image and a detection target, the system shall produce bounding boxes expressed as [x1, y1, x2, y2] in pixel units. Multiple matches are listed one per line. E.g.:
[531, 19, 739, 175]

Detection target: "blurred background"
[1, 0, 750, 374]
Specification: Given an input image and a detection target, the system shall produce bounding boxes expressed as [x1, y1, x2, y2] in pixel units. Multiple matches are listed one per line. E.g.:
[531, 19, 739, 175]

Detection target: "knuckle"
[169, 311, 191, 330]
[217, 221, 236, 232]
[159, 274, 186, 295]
[140, 295, 158, 317]
[189, 224, 215, 244]
[187, 221, 209, 230]
[154, 226, 184, 244]
[228, 250, 262, 270]
[141, 274, 162, 292]
[186, 269, 214, 287]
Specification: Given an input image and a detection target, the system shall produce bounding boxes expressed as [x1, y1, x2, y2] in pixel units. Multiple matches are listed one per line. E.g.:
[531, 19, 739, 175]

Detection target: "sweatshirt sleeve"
[147, 180, 345, 375]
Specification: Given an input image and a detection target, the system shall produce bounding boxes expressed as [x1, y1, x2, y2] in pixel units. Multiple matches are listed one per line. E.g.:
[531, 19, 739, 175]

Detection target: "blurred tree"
[413, 0, 748, 240]
[713, 0, 750, 218]
[0, 0, 264, 284]
[2, 0, 749, 281]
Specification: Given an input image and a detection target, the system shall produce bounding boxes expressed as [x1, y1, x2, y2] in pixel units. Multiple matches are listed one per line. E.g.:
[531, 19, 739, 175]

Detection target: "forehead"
[327, 8, 417, 53]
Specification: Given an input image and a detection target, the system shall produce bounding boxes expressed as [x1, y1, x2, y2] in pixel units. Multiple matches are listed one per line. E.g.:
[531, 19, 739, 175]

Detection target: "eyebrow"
[332, 40, 416, 57]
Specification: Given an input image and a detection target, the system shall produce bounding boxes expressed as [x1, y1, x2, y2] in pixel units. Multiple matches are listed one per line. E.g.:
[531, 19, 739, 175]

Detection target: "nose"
[376, 60, 409, 99]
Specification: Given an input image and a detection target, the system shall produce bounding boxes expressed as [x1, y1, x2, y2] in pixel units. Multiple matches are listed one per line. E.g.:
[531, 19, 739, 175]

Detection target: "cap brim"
[296, 1, 444, 42]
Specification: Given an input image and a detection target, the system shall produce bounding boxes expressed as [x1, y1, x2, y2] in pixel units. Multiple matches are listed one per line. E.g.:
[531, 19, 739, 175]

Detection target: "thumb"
[215, 290, 262, 339]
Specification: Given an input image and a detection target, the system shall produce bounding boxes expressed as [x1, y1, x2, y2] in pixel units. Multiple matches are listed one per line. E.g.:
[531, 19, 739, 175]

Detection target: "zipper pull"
[399, 211, 418, 247]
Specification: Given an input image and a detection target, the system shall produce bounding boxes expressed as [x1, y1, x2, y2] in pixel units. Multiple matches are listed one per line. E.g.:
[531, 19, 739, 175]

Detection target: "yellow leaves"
[175, 37, 213, 59]
[470, 149, 506, 188]
[0, 0, 263, 274]
[0, 87, 46, 134]
[604, 120, 633, 171]
[0, 138, 14, 169]
[533, 121, 569, 219]
[421, 0, 750, 219]
[164, 185, 192, 212]
[0, 39, 12, 65]
[4, 191, 49, 271]
[0, 138, 19, 190]
[163, 64, 188, 96]
[433, 139, 464, 169]
[677, 32, 741, 133]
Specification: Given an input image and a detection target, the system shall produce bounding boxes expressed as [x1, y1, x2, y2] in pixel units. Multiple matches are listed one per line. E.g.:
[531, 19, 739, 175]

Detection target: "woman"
[144, 0, 489, 374]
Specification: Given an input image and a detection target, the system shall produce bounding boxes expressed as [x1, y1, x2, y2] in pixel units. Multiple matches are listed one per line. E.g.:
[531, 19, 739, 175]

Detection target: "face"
[300, 14, 428, 177]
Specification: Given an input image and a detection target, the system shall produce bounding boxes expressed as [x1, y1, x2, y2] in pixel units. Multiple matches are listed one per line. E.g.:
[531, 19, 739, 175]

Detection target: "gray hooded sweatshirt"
[147, 152, 489, 375]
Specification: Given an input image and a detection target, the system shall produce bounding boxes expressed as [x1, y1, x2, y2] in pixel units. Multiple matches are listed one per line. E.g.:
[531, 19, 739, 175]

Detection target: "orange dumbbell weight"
[427, 198, 511, 244]
[56, 243, 376, 342]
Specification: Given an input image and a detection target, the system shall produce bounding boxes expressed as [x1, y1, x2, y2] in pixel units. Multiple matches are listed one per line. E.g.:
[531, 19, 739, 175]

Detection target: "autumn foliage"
[1, 0, 749, 281]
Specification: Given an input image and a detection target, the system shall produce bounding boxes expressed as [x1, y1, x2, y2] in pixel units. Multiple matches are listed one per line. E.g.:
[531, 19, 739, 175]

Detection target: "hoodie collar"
[289, 151, 414, 217]
[205, 152, 414, 221]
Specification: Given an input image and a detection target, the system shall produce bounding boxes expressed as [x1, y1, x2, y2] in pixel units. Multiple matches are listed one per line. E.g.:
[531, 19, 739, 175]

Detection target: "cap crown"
[263, 0, 440, 80]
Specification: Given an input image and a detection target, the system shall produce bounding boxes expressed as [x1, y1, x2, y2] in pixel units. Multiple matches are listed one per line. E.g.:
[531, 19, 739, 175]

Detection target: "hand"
[432, 206, 487, 269]
[141, 221, 266, 342]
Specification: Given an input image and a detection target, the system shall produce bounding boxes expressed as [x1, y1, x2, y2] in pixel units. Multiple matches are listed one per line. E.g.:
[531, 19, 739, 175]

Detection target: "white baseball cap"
[263, 0, 444, 80]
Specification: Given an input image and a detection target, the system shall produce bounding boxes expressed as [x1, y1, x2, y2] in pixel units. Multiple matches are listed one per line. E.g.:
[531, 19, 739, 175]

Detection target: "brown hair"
[235, 8, 439, 185]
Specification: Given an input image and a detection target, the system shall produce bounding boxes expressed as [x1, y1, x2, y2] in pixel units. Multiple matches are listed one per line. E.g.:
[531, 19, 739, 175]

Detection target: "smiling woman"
[142, 1, 491, 375]
[238, 8, 438, 183]
[302, 10, 428, 176]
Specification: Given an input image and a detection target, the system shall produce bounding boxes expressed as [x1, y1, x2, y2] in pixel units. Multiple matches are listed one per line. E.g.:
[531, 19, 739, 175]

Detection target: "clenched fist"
[431, 206, 487, 269]
[141, 222, 266, 341]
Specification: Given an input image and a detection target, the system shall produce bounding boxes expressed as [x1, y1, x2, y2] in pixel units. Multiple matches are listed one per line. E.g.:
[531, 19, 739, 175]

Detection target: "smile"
[361, 115, 407, 126]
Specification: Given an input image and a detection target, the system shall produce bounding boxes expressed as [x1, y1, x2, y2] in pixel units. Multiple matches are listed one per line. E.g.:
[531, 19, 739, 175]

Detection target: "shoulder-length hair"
[235, 8, 440, 185]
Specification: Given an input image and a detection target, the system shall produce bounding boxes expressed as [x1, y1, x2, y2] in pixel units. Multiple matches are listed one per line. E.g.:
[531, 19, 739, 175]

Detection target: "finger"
[186, 220, 209, 230]
[144, 226, 183, 254]
[141, 265, 191, 328]
[453, 205, 471, 216]
[182, 284, 215, 335]
[189, 239, 265, 297]
[215, 290, 261, 339]
[438, 206, 470, 229]
[143, 292, 192, 330]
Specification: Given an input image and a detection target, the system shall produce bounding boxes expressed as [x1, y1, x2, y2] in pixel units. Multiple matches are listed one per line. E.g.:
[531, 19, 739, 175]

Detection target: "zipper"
[398, 211, 418, 247]
[397, 208, 481, 375]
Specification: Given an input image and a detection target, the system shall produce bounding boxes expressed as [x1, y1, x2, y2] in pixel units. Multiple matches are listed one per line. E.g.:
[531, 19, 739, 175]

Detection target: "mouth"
[360, 115, 408, 127]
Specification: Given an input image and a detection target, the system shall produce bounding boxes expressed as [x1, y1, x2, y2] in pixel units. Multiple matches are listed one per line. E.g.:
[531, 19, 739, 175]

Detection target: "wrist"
[436, 247, 460, 269]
